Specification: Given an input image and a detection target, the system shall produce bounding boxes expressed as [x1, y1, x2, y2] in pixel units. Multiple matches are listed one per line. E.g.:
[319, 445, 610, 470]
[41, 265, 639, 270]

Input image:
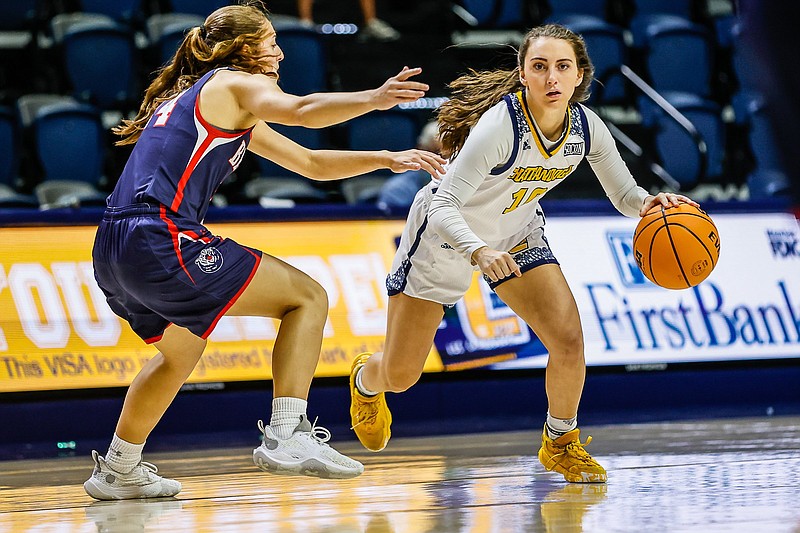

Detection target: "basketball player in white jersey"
[349, 24, 697, 483]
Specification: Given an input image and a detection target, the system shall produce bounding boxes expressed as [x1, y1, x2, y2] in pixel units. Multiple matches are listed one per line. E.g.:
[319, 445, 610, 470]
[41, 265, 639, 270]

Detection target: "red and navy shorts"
[92, 204, 262, 343]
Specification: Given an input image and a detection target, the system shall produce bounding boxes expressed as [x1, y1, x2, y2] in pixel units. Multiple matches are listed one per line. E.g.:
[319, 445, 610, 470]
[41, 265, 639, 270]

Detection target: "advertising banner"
[0, 220, 441, 393]
[485, 211, 800, 370]
[1, 211, 798, 392]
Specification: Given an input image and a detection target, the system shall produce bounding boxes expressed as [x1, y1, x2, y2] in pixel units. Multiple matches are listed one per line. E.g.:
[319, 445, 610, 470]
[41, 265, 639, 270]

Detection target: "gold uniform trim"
[515, 90, 571, 160]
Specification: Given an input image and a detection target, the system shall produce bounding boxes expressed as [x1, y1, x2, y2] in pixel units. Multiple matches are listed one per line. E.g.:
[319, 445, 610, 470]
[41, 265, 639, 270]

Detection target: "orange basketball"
[632, 203, 721, 290]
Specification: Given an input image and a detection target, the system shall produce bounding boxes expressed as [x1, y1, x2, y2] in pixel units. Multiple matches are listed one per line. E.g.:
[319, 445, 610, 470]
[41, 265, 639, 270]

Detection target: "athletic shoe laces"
[564, 436, 600, 465]
[306, 417, 332, 445]
[350, 401, 380, 429]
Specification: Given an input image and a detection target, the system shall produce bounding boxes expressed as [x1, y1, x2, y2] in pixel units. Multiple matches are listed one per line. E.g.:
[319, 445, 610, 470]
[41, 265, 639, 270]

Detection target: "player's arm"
[428, 104, 511, 257]
[248, 122, 445, 181]
[427, 104, 522, 281]
[233, 67, 428, 129]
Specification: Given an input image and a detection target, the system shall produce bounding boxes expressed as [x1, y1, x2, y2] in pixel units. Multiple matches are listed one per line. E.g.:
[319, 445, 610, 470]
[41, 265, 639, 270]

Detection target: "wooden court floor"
[1, 416, 799, 532]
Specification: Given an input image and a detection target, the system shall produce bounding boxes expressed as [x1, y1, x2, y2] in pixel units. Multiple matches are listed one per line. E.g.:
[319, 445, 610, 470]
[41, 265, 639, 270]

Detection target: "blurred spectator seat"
[0, 0, 39, 48]
[737, 94, 790, 199]
[0, 107, 37, 207]
[632, 0, 694, 19]
[147, 13, 205, 66]
[546, 0, 607, 22]
[457, 0, 526, 28]
[77, 0, 144, 27]
[342, 111, 419, 204]
[51, 13, 139, 111]
[17, 94, 108, 209]
[168, 0, 231, 18]
[348, 111, 418, 155]
[633, 14, 713, 98]
[244, 176, 327, 206]
[639, 91, 725, 190]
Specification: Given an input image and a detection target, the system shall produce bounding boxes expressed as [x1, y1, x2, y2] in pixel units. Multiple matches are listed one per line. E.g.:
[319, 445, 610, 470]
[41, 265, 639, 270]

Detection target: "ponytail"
[436, 68, 522, 159]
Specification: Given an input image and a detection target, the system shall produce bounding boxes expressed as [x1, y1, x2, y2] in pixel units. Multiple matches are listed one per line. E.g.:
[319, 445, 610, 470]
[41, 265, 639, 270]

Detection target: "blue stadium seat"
[348, 112, 418, 152]
[634, 14, 713, 98]
[555, 15, 628, 105]
[632, 0, 693, 18]
[78, 0, 143, 27]
[51, 13, 139, 110]
[342, 111, 419, 204]
[17, 95, 108, 208]
[639, 92, 725, 189]
[168, 0, 231, 18]
[0, 0, 45, 96]
[546, 0, 607, 22]
[146, 13, 205, 66]
[0, 106, 37, 207]
[458, 0, 526, 29]
[0, 1, 38, 30]
[737, 95, 789, 199]
[30, 101, 106, 184]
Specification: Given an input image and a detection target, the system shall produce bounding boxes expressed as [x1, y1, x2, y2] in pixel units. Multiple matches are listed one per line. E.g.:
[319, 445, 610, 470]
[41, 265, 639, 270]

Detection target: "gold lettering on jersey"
[509, 165, 574, 183]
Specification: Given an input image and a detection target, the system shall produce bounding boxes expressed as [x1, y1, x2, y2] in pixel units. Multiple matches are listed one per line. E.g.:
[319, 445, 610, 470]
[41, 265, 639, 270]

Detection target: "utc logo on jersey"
[195, 246, 224, 273]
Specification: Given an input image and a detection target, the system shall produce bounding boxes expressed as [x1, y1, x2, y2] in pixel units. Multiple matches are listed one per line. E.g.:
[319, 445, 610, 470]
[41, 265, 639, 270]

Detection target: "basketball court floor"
[1, 416, 798, 532]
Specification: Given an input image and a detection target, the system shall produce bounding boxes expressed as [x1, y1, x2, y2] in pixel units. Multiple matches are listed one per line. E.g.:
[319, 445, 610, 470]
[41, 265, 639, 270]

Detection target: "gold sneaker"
[349, 353, 392, 452]
[538, 426, 607, 483]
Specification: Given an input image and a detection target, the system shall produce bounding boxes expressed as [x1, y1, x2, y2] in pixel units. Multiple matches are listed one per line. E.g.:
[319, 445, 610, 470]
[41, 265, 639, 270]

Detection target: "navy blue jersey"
[95, 69, 262, 343]
[108, 68, 252, 222]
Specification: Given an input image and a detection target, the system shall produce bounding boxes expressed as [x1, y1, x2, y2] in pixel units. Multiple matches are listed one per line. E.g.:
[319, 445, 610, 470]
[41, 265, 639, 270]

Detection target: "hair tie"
[199, 24, 207, 39]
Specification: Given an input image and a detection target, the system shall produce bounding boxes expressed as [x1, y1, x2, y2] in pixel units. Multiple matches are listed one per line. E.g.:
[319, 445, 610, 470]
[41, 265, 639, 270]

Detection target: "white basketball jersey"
[428, 90, 648, 260]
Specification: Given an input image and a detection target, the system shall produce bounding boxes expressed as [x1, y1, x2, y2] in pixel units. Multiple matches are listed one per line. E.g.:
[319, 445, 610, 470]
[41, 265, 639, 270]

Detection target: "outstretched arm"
[248, 122, 446, 180]
[234, 66, 429, 129]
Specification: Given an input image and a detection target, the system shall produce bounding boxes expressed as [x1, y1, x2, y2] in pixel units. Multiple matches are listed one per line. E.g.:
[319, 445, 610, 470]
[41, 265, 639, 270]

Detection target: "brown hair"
[437, 24, 595, 159]
[114, 1, 273, 145]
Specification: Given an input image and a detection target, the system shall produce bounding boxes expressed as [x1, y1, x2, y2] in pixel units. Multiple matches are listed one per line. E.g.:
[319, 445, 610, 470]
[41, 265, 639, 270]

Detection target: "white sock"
[105, 433, 144, 474]
[546, 412, 577, 440]
[270, 397, 308, 439]
[355, 366, 378, 397]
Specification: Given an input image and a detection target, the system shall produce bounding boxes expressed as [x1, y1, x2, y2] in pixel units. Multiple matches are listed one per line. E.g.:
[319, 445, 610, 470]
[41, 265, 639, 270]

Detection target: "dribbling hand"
[640, 192, 699, 217]
[373, 66, 429, 110]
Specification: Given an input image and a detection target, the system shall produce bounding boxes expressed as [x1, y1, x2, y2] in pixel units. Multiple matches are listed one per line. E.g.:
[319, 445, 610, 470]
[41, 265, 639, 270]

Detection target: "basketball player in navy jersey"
[348, 24, 697, 483]
[83, 2, 446, 500]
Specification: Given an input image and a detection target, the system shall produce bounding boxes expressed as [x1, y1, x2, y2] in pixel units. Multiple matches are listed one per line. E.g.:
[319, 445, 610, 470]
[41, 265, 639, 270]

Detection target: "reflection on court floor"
[1, 416, 799, 532]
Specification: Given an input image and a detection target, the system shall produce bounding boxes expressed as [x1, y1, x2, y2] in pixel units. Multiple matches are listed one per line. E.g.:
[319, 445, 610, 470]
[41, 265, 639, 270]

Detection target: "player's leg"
[84, 326, 204, 500]
[495, 264, 606, 483]
[495, 264, 585, 419]
[227, 253, 327, 400]
[227, 253, 363, 478]
[116, 327, 208, 442]
[349, 293, 444, 451]
[361, 293, 444, 393]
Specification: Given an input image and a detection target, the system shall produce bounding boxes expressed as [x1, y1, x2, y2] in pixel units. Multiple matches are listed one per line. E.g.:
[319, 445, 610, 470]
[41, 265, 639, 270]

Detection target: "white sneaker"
[253, 415, 364, 479]
[361, 18, 400, 41]
[83, 450, 182, 500]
